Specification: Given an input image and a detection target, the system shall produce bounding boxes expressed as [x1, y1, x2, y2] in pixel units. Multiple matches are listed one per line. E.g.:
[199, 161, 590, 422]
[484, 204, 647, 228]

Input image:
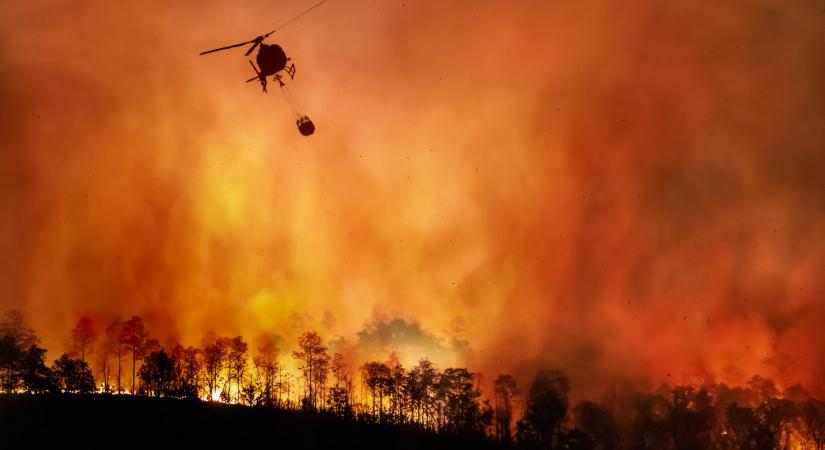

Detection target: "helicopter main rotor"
[199, 36, 263, 56]
[198, 0, 326, 56]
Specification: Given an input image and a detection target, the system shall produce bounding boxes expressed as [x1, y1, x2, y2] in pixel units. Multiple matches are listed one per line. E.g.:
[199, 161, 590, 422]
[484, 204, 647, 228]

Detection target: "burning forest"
[2, 309, 825, 449]
[2, 0, 825, 448]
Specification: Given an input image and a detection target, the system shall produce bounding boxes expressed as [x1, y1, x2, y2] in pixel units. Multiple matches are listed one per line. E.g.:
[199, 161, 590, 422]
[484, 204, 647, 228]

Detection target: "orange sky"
[1, 0, 825, 398]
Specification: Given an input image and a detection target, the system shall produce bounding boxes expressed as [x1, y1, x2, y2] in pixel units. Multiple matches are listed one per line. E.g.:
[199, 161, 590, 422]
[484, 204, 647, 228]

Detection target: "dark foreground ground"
[0, 394, 501, 450]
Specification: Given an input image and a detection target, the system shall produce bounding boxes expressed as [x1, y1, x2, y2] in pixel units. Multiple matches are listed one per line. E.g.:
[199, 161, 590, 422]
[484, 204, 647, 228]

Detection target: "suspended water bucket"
[297, 116, 315, 136]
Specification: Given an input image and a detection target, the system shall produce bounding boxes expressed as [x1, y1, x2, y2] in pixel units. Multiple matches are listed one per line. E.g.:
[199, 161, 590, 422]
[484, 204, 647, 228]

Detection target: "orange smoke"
[1, 0, 825, 397]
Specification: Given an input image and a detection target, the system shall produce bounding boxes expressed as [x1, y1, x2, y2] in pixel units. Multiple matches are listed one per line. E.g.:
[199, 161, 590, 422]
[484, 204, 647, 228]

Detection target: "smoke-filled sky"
[2, 0, 825, 398]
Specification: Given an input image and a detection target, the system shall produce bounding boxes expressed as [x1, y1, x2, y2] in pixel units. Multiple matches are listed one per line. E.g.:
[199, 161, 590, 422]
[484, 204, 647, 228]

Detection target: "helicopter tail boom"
[246, 60, 267, 92]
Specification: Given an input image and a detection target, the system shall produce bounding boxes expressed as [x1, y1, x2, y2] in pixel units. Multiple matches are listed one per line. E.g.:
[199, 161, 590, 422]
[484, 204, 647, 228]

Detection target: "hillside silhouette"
[0, 394, 502, 450]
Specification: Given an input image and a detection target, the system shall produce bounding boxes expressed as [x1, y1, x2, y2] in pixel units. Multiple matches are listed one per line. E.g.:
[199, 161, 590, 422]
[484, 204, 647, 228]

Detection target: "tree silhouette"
[138, 348, 176, 397]
[119, 316, 147, 393]
[361, 361, 391, 421]
[0, 334, 23, 393]
[105, 317, 125, 393]
[494, 374, 520, 442]
[217, 336, 235, 402]
[0, 310, 56, 394]
[722, 375, 798, 449]
[755, 397, 797, 450]
[292, 331, 329, 410]
[53, 354, 95, 393]
[407, 358, 438, 427]
[356, 357, 490, 432]
[574, 401, 618, 450]
[517, 369, 570, 448]
[328, 353, 353, 416]
[280, 372, 295, 409]
[725, 403, 760, 449]
[0, 310, 39, 393]
[666, 386, 716, 450]
[170, 344, 201, 399]
[70, 317, 96, 363]
[0, 310, 38, 348]
[626, 392, 672, 449]
[747, 375, 779, 404]
[314, 350, 330, 409]
[253, 340, 280, 407]
[439, 367, 487, 434]
[386, 354, 406, 423]
[226, 336, 248, 403]
[201, 332, 228, 401]
[801, 399, 825, 450]
[20, 344, 58, 393]
[240, 366, 259, 405]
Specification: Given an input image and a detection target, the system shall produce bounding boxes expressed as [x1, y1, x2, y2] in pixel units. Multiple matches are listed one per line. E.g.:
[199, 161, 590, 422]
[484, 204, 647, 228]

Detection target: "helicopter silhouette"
[199, 1, 325, 136]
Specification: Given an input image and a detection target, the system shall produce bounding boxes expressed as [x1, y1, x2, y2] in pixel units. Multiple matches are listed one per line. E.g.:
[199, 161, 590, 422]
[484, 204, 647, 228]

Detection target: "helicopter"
[199, 1, 325, 136]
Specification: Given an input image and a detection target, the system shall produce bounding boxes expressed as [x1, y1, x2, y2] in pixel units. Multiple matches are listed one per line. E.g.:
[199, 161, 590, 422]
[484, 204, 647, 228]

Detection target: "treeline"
[2, 309, 825, 449]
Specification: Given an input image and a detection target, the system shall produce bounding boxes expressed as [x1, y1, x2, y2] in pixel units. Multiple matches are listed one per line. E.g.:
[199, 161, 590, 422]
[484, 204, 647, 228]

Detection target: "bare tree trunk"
[117, 346, 122, 393]
[308, 357, 313, 409]
[102, 354, 109, 391]
[131, 348, 136, 393]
